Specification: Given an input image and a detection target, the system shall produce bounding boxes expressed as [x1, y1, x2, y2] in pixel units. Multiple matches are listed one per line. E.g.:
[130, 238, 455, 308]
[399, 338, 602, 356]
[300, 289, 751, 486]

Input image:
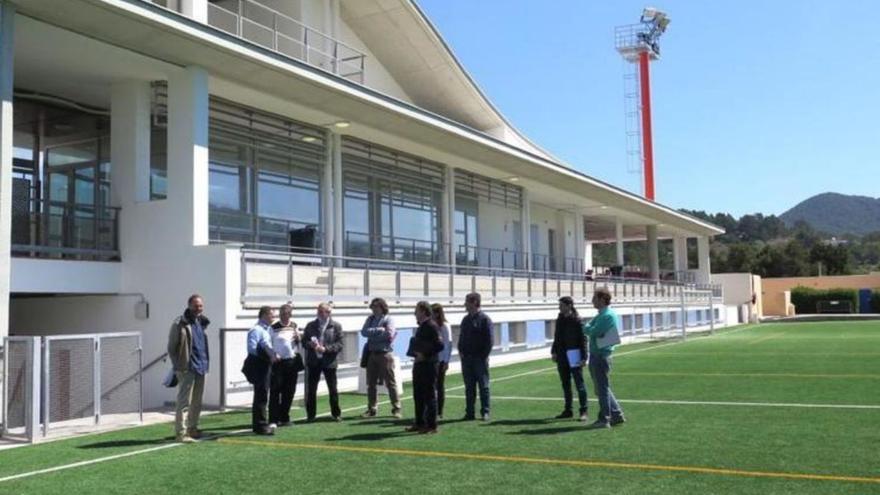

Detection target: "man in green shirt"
[582, 287, 626, 428]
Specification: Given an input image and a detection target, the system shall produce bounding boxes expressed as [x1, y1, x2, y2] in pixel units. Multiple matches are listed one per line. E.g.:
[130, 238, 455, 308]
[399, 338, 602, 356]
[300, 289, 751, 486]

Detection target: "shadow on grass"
[507, 425, 592, 436]
[326, 431, 409, 442]
[483, 418, 553, 427]
[78, 438, 172, 449]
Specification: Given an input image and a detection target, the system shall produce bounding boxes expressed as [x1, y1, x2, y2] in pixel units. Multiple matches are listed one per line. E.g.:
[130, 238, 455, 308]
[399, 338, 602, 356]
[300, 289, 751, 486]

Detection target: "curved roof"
[341, 0, 556, 159]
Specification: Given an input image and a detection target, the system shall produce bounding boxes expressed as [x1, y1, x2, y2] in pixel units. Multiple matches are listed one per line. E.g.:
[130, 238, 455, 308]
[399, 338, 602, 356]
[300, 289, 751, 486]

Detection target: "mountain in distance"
[780, 192, 880, 236]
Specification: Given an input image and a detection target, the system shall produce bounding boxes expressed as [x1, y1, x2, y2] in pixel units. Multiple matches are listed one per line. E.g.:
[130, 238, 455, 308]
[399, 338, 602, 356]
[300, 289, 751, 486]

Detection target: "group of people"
[166, 288, 624, 442]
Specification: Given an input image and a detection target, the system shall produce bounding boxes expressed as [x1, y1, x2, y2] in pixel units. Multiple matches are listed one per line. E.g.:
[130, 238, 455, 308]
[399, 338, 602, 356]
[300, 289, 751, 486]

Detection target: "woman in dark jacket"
[406, 301, 444, 434]
[551, 296, 589, 421]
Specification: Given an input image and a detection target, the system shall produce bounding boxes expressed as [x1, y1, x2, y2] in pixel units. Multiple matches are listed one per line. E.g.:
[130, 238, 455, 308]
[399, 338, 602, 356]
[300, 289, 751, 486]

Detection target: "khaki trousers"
[365, 352, 400, 412]
[175, 370, 205, 436]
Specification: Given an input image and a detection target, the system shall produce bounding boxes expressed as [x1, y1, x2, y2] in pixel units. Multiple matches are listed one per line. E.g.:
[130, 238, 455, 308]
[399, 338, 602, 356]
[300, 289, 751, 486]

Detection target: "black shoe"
[610, 415, 626, 427]
[360, 409, 377, 418]
[278, 421, 293, 427]
[461, 414, 476, 421]
[555, 410, 573, 419]
[254, 428, 275, 436]
[588, 420, 610, 429]
[305, 417, 316, 423]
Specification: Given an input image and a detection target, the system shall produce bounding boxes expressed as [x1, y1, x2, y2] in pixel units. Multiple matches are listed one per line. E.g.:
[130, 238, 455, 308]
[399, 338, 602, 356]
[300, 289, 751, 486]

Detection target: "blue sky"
[416, 0, 880, 217]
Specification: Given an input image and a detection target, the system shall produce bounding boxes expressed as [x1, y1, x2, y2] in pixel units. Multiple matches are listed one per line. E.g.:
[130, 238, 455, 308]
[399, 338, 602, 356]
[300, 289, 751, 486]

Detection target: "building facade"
[0, 0, 725, 411]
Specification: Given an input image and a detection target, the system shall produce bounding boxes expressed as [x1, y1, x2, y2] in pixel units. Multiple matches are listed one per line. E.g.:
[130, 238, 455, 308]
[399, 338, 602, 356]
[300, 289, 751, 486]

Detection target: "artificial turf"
[1, 321, 878, 494]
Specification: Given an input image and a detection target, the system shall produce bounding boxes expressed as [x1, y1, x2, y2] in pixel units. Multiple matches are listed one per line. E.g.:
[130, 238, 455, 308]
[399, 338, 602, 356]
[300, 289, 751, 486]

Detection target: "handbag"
[359, 342, 370, 368]
[162, 368, 178, 388]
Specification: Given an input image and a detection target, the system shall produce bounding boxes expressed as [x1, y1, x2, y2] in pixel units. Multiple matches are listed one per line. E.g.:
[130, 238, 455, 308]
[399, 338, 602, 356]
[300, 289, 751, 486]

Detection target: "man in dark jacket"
[302, 302, 344, 422]
[167, 294, 210, 443]
[551, 296, 589, 421]
[458, 292, 493, 421]
[405, 301, 443, 434]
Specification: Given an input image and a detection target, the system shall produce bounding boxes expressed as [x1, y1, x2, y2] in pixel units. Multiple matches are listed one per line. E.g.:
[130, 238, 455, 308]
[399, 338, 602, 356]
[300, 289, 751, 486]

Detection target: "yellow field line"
[615, 371, 879, 379]
[748, 331, 787, 345]
[216, 438, 880, 485]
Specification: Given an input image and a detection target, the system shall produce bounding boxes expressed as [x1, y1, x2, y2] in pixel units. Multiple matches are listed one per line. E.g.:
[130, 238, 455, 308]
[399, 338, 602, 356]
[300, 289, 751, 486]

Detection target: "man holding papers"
[551, 296, 589, 422]
[583, 288, 626, 429]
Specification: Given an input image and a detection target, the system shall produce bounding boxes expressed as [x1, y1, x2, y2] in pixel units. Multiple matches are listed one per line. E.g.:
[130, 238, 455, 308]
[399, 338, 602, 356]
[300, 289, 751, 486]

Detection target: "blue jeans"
[588, 354, 623, 422]
[556, 359, 588, 413]
[460, 355, 490, 416]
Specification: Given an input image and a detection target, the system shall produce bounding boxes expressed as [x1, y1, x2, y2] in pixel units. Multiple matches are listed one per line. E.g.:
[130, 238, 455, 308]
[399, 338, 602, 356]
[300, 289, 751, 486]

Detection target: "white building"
[0, 0, 725, 415]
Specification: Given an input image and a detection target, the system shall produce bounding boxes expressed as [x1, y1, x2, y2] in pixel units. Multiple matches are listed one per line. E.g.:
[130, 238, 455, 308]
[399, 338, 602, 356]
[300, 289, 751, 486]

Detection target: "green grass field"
[1, 321, 879, 494]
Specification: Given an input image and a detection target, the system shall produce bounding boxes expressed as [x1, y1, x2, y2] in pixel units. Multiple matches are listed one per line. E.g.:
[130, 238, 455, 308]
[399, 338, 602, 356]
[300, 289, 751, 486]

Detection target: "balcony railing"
[204, 0, 366, 83]
[209, 209, 322, 253]
[11, 201, 120, 261]
[239, 248, 722, 308]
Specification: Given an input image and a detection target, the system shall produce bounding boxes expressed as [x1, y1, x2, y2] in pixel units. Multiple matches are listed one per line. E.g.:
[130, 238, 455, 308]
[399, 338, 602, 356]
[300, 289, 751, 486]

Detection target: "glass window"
[150, 126, 167, 200]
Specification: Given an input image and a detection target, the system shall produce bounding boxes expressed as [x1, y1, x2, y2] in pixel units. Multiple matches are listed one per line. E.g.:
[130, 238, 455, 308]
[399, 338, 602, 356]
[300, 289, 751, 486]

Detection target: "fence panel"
[99, 334, 143, 422]
[2, 337, 40, 441]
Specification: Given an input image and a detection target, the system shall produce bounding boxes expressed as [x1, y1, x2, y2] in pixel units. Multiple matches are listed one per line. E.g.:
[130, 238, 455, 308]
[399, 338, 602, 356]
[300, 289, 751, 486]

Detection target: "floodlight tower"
[615, 8, 670, 201]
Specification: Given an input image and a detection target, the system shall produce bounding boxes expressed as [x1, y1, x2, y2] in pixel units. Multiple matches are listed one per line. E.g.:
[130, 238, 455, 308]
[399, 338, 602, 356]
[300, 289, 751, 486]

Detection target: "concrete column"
[167, 66, 210, 246]
[673, 235, 689, 281]
[110, 81, 151, 207]
[322, 130, 334, 257]
[179, 0, 208, 23]
[572, 213, 585, 273]
[646, 225, 659, 281]
[520, 188, 531, 271]
[442, 165, 455, 266]
[584, 242, 593, 271]
[332, 132, 344, 258]
[0, 1, 14, 339]
[615, 218, 625, 267]
[697, 235, 711, 284]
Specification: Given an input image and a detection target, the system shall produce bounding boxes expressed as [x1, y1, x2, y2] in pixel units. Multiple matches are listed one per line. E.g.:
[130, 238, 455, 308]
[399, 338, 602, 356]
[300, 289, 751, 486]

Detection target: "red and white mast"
[615, 8, 670, 201]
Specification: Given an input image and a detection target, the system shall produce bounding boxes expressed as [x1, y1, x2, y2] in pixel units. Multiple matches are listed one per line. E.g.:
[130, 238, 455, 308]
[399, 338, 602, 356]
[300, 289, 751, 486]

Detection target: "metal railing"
[239, 247, 721, 307]
[206, 0, 366, 83]
[11, 200, 120, 261]
[210, 210, 322, 252]
[344, 231, 444, 265]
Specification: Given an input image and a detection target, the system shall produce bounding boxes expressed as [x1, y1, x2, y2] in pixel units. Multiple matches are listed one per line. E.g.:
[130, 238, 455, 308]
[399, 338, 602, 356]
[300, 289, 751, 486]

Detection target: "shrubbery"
[790, 286, 859, 314]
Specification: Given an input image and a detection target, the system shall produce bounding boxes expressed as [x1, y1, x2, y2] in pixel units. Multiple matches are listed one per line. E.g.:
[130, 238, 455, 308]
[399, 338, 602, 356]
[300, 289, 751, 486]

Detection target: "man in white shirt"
[270, 303, 303, 427]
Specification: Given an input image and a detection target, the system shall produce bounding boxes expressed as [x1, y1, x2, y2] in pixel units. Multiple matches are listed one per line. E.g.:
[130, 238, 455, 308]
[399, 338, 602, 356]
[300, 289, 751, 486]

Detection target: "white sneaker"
[268, 423, 277, 431]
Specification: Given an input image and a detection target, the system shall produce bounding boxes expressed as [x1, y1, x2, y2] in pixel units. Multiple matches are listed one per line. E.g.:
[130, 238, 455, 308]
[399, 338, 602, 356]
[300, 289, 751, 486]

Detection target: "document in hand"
[565, 349, 583, 368]
[595, 327, 621, 349]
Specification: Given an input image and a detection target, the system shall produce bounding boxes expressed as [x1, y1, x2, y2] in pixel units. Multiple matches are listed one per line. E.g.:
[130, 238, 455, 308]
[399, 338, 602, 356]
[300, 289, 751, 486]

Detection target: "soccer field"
[1, 322, 879, 494]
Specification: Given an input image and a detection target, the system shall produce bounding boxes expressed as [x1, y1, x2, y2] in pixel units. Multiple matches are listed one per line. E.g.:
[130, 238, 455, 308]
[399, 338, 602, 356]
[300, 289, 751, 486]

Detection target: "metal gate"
[2, 337, 41, 442]
[42, 333, 143, 438]
[1, 333, 142, 442]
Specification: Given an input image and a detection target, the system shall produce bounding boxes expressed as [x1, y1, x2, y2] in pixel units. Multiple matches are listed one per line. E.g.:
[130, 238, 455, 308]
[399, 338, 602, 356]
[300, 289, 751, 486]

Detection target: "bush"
[790, 286, 859, 314]
[871, 290, 880, 313]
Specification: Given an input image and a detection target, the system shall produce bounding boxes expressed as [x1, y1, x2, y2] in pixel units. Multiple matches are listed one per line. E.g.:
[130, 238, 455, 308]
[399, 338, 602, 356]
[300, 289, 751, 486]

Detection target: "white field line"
[0, 324, 754, 484]
[445, 395, 880, 410]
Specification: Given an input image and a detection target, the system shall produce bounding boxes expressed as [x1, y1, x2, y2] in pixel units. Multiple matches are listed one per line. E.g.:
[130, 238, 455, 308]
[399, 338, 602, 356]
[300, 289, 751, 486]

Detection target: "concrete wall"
[712, 272, 762, 321]
[762, 273, 880, 316]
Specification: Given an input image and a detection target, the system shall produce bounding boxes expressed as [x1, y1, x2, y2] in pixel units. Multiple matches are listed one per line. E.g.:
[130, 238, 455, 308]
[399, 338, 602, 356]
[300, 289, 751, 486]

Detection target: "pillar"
[442, 165, 455, 266]
[646, 225, 659, 281]
[520, 189, 531, 271]
[322, 129, 334, 256]
[697, 235, 711, 285]
[332, 133, 344, 258]
[0, 1, 14, 338]
[110, 81, 151, 207]
[167, 66, 210, 246]
[180, 0, 208, 23]
[615, 218, 625, 267]
[673, 235, 688, 281]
